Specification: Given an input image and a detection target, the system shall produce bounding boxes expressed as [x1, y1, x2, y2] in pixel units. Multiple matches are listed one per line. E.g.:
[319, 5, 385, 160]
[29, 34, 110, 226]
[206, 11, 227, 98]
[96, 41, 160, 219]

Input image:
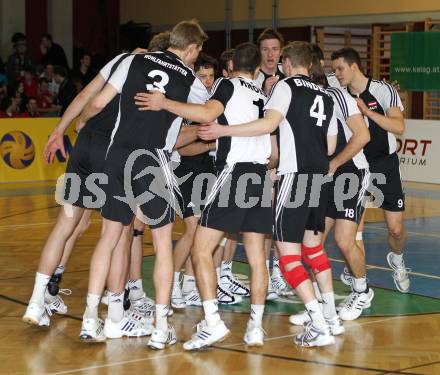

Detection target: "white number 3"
[310, 95, 327, 127]
[146, 70, 169, 94]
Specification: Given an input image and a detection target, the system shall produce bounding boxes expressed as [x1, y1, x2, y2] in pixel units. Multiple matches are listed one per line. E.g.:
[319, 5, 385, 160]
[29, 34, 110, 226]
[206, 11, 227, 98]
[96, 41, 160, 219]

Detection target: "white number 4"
[310, 95, 327, 127]
[146, 70, 169, 94]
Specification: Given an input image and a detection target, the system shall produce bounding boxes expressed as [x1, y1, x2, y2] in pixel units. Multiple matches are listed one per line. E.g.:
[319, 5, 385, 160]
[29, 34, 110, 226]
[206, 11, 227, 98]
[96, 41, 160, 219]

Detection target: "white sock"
[353, 277, 368, 293]
[321, 292, 337, 319]
[54, 265, 65, 276]
[30, 272, 51, 306]
[249, 304, 265, 327]
[221, 261, 232, 277]
[84, 293, 100, 320]
[173, 272, 181, 285]
[272, 256, 281, 277]
[182, 274, 196, 295]
[202, 299, 221, 327]
[155, 304, 169, 331]
[312, 282, 322, 301]
[128, 279, 144, 300]
[215, 267, 221, 283]
[305, 299, 326, 329]
[391, 252, 404, 264]
[108, 291, 124, 323]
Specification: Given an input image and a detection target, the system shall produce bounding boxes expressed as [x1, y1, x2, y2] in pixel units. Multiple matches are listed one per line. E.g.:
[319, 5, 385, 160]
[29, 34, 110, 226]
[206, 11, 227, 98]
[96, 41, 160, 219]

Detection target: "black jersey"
[255, 63, 285, 90]
[85, 53, 131, 136]
[265, 75, 337, 174]
[107, 50, 208, 151]
[348, 78, 403, 163]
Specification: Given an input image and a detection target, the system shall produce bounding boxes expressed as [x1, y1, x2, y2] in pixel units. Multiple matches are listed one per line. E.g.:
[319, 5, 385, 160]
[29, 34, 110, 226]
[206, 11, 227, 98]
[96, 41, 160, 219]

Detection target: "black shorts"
[173, 156, 215, 219]
[369, 153, 405, 212]
[273, 173, 329, 243]
[101, 147, 182, 228]
[199, 163, 272, 235]
[326, 168, 370, 224]
[63, 128, 110, 209]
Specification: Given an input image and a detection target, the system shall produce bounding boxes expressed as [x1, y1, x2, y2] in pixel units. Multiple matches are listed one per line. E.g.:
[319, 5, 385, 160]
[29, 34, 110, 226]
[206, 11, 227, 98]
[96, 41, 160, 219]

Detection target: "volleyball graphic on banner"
[0, 130, 35, 169]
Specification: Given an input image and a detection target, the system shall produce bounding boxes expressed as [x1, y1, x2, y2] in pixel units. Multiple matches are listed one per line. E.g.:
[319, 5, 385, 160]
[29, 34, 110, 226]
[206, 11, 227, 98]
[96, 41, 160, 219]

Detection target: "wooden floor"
[0, 182, 439, 375]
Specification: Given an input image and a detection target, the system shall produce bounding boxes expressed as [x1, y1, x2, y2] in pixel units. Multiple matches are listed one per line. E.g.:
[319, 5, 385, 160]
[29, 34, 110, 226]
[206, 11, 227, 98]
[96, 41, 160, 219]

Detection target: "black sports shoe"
[123, 288, 131, 311]
[47, 273, 62, 296]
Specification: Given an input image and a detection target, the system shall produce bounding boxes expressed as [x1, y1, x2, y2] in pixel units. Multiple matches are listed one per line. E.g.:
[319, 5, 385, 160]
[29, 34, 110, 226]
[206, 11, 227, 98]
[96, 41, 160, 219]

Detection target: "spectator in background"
[39, 63, 59, 96]
[0, 58, 7, 86]
[0, 83, 7, 104]
[71, 77, 83, 94]
[53, 65, 75, 115]
[23, 97, 40, 117]
[72, 52, 95, 87]
[21, 66, 39, 98]
[6, 32, 34, 83]
[10, 81, 28, 114]
[0, 96, 20, 118]
[219, 48, 235, 78]
[40, 33, 69, 70]
[36, 77, 59, 116]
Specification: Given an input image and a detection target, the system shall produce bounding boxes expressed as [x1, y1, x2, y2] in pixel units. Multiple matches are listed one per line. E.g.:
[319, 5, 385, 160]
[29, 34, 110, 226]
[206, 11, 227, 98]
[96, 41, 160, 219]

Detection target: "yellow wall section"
[121, 0, 440, 25]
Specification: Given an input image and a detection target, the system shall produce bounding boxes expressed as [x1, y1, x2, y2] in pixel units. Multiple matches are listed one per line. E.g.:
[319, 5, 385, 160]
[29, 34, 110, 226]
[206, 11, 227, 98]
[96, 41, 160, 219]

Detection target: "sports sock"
[128, 279, 144, 300]
[83, 293, 100, 320]
[353, 277, 368, 293]
[54, 265, 65, 276]
[30, 272, 51, 306]
[182, 274, 196, 295]
[108, 291, 124, 323]
[305, 299, 326, 329]
[272, 256, 281, 277]
[155, 304, 169, 331]
[202, 299, 221, 327]
[249, 304, 265, 327]
[221, 261, 232, 277]
[321, 292, 337, 319]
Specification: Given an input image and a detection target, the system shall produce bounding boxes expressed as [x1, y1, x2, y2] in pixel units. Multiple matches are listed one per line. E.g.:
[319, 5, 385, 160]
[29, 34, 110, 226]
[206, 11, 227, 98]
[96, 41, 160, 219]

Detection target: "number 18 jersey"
[265, 74, 337, 175]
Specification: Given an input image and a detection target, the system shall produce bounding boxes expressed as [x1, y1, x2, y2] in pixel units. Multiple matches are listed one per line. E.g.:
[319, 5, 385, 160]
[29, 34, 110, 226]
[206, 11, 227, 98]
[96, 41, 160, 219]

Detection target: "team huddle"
[22, 20, 410, 350]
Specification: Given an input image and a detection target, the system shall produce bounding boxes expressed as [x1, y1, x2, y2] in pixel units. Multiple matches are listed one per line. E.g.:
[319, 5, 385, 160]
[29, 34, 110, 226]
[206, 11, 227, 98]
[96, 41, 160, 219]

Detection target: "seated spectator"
[39, 63, 59, 96]
[72, 52, 95, 87]
[22, 97, 40, 117]
[0, 96, 20, 118]
[40, 33, 69, 70]
[6, 32, 34, 83]
[53, 65, 76, 115]
[20, 66, 38, 98]
[36, 77, 57, 114]
[9, 81, 28, 114]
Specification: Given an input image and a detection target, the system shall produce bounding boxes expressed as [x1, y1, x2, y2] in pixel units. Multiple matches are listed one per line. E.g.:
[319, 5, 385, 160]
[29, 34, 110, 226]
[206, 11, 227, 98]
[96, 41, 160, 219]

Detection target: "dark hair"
[148, 31, 171, 52]
[257, 28, 284, 48]
[42, 33, 53, 41]
[311, 44, 324, 62]
[11, 32, 26, 44]
[219, 48, 235, 73]
[79, 52, 91, 60]
[53, 65, 68, 78]
[0, 96, 13, 111]
[331, 47, 362, 69]
[233, 42, 261, 74]
[39, 77, 49, 85]
[194, 52, 217, 74]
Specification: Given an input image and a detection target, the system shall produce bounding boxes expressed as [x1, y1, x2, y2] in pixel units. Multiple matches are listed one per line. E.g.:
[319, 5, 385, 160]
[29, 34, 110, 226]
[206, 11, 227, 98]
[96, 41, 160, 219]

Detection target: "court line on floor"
[366, 224, 440, 239]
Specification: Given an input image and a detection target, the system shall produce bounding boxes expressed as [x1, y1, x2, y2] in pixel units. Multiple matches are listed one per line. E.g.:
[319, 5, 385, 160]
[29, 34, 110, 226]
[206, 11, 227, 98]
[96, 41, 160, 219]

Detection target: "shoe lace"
[393, 267, 411, 281]
[59, 288, 72, 296]
[344, 292, 360, 310]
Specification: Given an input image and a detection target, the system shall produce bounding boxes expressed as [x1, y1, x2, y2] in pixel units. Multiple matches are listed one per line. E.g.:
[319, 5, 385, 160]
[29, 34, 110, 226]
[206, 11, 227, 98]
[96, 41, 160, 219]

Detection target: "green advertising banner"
[391, 32, 440, 91]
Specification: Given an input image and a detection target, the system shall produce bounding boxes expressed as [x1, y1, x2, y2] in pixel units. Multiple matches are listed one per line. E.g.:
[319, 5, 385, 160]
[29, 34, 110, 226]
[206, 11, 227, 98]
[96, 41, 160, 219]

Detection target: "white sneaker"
[338, 289, 374, 321]
[131, 294, 155, 314]
[336, 294, 350, 313]
[220, 274, 250, 297]
[217, 285, 242, 305]
[171, 282, 186, 309]
[387, 252, 410, 293]
[243, 323, 265, 347]
[80, 318, 106, 342]
[266, 280, 278, 301]
[147, 324, 177, 350]
[45, 289, 71, 315]
[103, 314, 152, 339]
[326, 315, 345, 336]
[185, 289, 202, 306]
[183, 320, 230, 351]
[23, 303, 50, 326]
[294, 322, 335, 347]
[289, 310, 311, 326]
[340, 267, 354, 287]
[271, 275, 294, 296]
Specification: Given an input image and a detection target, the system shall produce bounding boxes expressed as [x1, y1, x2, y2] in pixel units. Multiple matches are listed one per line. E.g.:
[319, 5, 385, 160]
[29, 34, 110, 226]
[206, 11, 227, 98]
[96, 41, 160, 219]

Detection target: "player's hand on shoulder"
[132, 48, 148, 54]
[328, 159, 338, 176]
[134, 91, 165, 111]
[264, 75, 279, 95]
[198, 122, 224, 141]
[355, 98, 369, 116]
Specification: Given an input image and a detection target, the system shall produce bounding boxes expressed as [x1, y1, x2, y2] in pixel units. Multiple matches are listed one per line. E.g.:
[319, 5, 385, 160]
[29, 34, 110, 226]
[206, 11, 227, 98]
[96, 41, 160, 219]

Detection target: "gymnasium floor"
[0, 180, 439, 374]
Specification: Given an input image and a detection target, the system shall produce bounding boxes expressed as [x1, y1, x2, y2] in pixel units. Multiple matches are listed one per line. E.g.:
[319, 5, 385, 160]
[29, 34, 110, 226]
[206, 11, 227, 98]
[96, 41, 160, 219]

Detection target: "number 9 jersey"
[265, 74, 337, 175]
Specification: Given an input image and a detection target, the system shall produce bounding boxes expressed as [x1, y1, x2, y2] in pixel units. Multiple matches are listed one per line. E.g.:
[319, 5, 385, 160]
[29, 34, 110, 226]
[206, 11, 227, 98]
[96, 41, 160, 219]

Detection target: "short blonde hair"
[170, 20, 208, 51]
[148, 31, 171, 52]
[282, 41, 313, 69]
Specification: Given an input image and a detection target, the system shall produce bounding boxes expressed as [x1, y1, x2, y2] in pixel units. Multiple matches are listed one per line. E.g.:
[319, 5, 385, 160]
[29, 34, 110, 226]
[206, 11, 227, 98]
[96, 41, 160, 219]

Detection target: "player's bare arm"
[356, 98, 405, 135]
[80, 83, 118, 124]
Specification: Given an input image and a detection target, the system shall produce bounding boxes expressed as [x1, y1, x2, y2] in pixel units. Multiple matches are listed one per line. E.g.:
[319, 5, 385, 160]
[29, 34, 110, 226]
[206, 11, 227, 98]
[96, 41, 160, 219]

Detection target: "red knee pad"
[302, 244, 331, 275]
[279, 255, 309, 289]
